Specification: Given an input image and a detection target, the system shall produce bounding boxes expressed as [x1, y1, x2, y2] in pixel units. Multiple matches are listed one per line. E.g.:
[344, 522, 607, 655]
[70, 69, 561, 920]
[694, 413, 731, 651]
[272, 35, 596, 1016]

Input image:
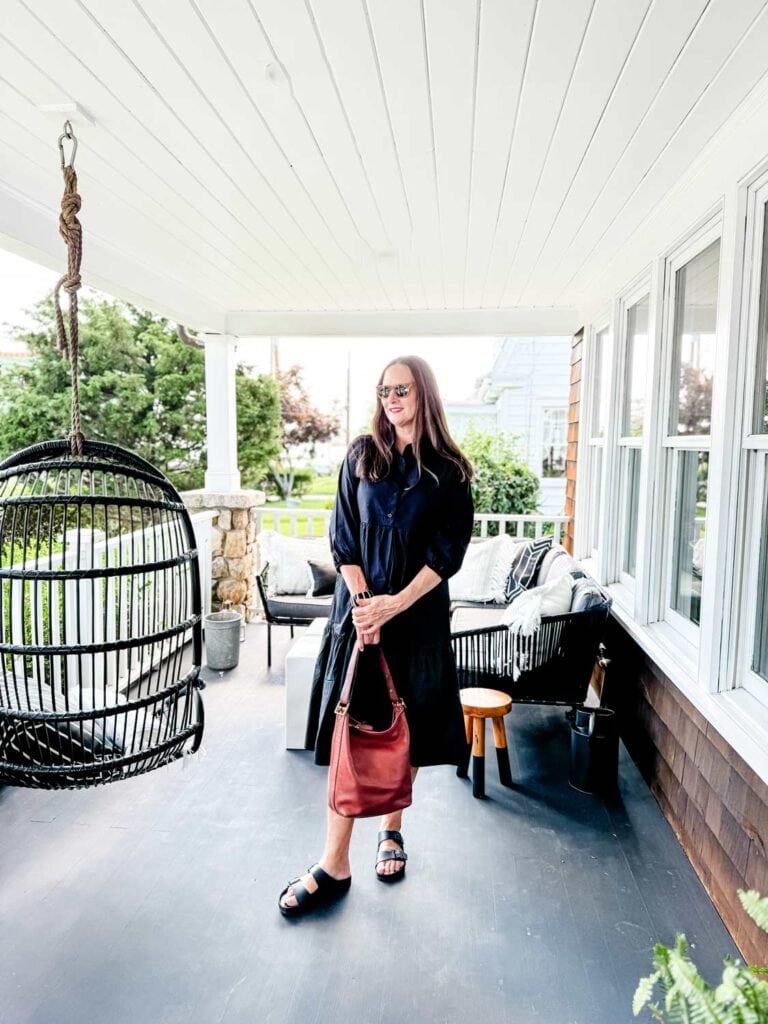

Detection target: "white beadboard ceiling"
[2, 0, 768, 335]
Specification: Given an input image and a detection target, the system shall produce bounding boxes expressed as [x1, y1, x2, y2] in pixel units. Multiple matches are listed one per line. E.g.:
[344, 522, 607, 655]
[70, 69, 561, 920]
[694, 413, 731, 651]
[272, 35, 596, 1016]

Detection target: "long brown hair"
[356, 355, 473, 483]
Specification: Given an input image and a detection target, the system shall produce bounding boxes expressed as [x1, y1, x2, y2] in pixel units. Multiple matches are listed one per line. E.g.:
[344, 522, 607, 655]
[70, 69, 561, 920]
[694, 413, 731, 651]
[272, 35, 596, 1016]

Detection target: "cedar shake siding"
[604, 616, 768, 964]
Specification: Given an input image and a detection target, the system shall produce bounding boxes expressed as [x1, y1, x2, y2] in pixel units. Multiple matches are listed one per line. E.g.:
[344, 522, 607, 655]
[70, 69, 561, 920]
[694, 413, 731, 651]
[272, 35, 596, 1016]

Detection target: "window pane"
[670, 239, 719, 436]
[590, 446, 603, 552]
[542, 408, 567, 477]
[592, 328, 611, 438]
[623, 295, 649, 437]
[754, 203, 768, 433]
[622, 448, 641, 577]
[752, 470, 768, 680]
[670, 450, 708, 625]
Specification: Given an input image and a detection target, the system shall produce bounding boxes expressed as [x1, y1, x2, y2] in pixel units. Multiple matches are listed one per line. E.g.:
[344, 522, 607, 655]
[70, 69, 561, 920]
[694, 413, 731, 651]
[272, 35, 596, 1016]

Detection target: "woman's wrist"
[352, 590, 373, 607]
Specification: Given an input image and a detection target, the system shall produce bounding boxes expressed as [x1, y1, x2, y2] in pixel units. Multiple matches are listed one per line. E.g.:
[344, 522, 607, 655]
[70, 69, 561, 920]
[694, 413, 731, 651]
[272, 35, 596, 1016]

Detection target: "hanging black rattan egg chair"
[0, 439, 205, 788]
[0, 123, 205, 788]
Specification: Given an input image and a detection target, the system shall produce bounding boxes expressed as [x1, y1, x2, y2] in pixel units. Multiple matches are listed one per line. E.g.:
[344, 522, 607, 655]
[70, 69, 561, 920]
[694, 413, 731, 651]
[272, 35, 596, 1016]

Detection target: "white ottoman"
[284, 618, 328, 749]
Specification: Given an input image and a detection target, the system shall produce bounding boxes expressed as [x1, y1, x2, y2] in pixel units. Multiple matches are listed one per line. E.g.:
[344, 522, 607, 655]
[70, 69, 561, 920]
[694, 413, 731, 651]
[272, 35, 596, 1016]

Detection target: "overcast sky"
[0, 249, 498, 432]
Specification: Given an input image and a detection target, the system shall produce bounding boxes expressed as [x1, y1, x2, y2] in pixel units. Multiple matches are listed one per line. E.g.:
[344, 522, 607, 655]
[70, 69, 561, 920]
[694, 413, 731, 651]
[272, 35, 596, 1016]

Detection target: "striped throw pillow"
[503, 537, 553, 604]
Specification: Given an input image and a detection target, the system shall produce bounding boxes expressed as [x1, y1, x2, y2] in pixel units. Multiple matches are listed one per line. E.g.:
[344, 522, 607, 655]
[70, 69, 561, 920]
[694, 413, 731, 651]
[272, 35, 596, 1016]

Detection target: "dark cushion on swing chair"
[0, 685, 124, 780]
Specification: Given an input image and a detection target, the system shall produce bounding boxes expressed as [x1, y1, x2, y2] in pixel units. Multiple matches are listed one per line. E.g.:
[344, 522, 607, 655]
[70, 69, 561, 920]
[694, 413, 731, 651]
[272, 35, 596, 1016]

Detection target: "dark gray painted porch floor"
[0, 623, 738, 1024]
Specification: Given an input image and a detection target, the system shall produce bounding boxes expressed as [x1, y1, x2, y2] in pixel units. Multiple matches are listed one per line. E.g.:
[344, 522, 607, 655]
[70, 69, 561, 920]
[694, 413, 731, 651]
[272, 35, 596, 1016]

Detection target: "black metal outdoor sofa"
[449, 544, 612, 708]
[255, 538, 612, 703]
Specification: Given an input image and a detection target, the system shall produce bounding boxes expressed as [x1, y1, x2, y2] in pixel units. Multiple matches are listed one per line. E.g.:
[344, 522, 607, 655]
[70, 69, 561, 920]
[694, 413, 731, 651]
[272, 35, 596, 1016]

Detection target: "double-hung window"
[585, 325, 612, 560]
[660, 236, 720, 645]
[542, 407, 567, 478]
[617, 292, 650, 586]
[736, 183, 768, 705]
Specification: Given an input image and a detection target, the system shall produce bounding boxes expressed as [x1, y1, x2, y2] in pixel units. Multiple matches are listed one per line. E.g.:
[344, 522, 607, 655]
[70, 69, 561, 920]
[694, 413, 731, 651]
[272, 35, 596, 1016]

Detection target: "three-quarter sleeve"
[424, 471, 475, 580]
[330, 441, 363, 568]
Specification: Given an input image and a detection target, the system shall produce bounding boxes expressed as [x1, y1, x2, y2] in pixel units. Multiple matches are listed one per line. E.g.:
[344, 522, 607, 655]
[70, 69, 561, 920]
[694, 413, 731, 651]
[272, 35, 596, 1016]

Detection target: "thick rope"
[54, 162, 85, 456]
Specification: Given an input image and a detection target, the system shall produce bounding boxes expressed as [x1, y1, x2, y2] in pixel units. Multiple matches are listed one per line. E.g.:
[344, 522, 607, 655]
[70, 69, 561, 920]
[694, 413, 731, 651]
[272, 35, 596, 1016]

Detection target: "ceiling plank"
[499, 0, 654, 307]
[297, 0, 417, 308]
[367, 0, 445, 308]
[0, 77, 260, 310]
[78, 0, 339, 310]
[251, 0, 404, 308]
[463, 0, 537, 309]
[562, 7, 768, 308]
[531, 0, 766, 303]
[3, 0, 315, 309]
[182, 0, 390, 309]
[422, 0, 480, 306]
[480, 0, 596, 308]
[517, 0, 712, 305]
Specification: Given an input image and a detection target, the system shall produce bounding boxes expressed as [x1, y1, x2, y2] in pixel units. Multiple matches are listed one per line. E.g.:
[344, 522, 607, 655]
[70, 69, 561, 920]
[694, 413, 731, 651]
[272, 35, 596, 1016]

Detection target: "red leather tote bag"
[327, 646, 412, 818]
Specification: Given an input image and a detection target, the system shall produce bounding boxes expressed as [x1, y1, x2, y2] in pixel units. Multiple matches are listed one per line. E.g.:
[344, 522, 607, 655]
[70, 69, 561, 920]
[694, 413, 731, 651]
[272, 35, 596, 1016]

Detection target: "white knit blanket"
[500, 574, 574, 680]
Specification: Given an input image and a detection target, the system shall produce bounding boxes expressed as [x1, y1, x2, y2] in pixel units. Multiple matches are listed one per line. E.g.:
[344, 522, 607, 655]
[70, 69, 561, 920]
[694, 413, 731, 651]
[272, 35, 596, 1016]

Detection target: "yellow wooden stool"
[458, 687, 513, 798]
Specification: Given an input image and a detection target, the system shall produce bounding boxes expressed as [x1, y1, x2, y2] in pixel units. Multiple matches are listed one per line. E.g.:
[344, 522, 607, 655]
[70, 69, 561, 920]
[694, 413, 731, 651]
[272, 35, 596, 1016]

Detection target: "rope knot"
[62, 273, 82, 294]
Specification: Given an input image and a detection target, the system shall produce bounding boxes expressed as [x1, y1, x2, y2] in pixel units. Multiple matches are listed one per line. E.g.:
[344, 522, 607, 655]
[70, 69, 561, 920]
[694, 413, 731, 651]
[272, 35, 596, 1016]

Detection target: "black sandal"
[278, 864, 351, 918]
[375, 830, 407, 883]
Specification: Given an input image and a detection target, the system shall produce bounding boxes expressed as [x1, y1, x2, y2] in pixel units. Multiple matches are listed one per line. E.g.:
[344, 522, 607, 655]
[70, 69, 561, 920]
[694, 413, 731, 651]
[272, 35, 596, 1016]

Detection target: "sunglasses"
[376, 383, 414, 399]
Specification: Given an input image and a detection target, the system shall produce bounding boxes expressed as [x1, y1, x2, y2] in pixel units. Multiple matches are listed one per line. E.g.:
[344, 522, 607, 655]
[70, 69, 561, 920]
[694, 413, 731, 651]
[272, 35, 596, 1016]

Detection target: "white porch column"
[203, 333, 241, 491]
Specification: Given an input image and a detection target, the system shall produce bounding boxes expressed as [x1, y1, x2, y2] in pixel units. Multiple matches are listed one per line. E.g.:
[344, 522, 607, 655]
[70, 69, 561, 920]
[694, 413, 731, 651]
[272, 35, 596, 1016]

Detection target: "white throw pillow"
[449, 534, 523, 603]
[257, 530, 332, 596]
[501, 572, 575, 634]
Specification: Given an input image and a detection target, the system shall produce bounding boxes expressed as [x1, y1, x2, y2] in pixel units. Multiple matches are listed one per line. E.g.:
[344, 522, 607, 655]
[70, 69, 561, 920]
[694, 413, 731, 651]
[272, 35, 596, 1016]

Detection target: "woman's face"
[379, 362, 417, 436]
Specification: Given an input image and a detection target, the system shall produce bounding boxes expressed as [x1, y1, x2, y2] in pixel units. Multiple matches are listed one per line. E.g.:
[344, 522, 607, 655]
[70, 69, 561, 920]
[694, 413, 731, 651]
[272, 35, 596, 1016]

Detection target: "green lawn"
[305, 473, 338, 496]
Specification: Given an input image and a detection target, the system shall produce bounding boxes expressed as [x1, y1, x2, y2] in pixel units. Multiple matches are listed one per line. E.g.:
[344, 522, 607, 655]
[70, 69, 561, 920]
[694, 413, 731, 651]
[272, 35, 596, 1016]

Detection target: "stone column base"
[182, 489, 266, 623]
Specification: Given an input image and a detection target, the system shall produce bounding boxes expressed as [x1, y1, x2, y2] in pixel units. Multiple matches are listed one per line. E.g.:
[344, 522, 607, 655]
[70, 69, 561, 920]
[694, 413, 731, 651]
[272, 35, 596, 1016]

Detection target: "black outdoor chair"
[450, 597, 612, 708]
[256, 564, 332, 667]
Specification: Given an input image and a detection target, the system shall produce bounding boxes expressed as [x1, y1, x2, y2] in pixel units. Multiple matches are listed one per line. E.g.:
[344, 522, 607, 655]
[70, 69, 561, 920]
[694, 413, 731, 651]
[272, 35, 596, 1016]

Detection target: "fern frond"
[738, 890, 768, 934]
[634, 972, 660, 1016]
[636, 893, 768, 1024]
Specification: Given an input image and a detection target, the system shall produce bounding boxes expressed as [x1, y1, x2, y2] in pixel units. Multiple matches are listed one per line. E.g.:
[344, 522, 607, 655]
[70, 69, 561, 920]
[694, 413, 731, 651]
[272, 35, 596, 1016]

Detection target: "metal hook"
[58, 120, 78, 170]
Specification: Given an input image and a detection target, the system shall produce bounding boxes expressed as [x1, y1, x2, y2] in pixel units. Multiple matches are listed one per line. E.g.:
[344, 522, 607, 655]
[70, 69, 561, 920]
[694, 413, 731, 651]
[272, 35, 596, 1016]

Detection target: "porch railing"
[255, 507, 570, 544]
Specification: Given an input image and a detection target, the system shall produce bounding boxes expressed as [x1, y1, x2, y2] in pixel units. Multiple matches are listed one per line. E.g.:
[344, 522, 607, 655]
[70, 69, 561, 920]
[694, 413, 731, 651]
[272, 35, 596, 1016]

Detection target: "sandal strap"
[288, 879, 312, 908]
[376, 849, 408, 864]
[308, 863, 352, 891]
[308, 864, 333, 887]
[377, 830, 404, 848]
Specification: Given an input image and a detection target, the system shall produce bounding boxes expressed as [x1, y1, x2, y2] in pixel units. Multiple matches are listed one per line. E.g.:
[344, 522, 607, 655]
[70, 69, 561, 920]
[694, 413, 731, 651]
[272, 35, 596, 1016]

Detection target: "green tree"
[0, 297, 281, 492]
[236, 370, 281, 489]
[270, 365, 340, 499]
[461, 425, 540, 520]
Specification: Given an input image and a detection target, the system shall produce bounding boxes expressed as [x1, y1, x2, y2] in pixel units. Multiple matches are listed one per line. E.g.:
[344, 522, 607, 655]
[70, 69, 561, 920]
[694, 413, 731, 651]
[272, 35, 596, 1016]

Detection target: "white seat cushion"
[449, 535, 523, 603]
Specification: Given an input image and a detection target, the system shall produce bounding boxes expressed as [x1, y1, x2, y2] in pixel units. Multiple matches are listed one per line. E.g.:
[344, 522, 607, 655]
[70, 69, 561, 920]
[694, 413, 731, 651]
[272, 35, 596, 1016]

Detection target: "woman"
[279, 355, 474, 916]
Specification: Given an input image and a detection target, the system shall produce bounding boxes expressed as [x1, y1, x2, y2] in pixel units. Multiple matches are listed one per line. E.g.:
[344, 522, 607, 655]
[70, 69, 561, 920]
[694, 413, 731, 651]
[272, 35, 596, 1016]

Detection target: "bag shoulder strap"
[337, 646, 402, 709]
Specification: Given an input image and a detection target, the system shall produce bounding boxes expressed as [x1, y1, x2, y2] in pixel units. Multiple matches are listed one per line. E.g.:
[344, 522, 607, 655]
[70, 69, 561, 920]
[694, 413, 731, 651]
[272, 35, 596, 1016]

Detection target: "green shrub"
[460, 426, 540, 534]
[634, 890, 768, 1022]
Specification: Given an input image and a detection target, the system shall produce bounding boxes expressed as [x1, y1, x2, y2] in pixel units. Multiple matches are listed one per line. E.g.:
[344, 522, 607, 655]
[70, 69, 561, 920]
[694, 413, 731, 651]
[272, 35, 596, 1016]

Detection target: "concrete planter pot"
[204, 609, 244, 671]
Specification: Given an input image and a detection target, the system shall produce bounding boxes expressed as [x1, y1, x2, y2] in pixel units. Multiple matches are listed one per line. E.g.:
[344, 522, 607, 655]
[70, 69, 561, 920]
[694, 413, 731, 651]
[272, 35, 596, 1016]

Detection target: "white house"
[445, 336, 571, 515]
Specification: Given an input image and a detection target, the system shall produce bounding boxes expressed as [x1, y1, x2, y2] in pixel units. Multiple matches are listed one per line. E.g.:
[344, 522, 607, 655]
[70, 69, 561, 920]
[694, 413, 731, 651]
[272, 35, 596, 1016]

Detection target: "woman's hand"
[354, 623, 380, 651]
[351, 595, 402, 644]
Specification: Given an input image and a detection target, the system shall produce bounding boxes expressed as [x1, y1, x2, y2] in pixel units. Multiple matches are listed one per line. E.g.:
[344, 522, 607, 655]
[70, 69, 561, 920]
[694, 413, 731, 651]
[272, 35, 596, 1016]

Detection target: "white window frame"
[653, 219, 723, 657]
[730, 171, 768, 706]
[575, 315, 612, 576]
[613, 275, 652, 599]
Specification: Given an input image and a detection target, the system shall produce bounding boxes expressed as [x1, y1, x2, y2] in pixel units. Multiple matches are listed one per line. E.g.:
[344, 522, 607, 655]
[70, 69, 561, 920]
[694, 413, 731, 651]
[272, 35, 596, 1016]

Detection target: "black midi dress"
[305, 435, 474, 767]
